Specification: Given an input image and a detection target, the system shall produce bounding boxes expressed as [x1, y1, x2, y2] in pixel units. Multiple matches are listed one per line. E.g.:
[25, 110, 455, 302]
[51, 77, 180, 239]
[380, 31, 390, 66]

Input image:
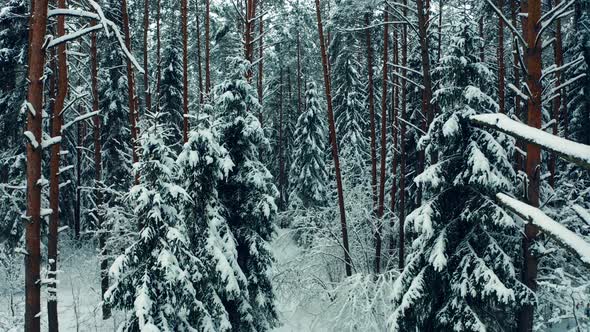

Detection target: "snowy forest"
[1, 0, 590, 330]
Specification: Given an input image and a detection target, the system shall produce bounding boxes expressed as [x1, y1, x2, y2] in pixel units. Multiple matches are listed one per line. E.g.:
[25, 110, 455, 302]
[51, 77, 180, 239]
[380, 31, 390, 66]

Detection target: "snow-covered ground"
[0, 230, 587, 331]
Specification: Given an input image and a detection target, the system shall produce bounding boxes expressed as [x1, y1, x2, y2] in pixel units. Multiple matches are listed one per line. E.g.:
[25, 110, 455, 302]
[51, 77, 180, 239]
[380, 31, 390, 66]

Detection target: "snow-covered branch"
[470, 113, 590, 169]
[507, 83, 530, 101]
[47, 24, 104, 49]
[62, 110, 100, 131]
[485, 0, 527, 46]
[497, 193, 590, 267]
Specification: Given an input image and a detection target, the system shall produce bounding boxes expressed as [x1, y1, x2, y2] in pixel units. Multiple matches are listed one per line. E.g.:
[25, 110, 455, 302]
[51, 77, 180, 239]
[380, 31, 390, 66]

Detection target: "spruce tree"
[216, 56, 278, 331]
[159, 33, 184, 148]
[105, 113, 220, 331]
[289, 82, 329, 208]
[389, 20, 532, 331]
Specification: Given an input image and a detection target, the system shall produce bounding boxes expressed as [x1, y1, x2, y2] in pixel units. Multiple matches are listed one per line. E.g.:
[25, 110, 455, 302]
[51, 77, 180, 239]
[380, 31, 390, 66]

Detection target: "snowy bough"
[105, 113, 222, 331]
[389, 20, 533, 331]
[215, 56, 279, 331]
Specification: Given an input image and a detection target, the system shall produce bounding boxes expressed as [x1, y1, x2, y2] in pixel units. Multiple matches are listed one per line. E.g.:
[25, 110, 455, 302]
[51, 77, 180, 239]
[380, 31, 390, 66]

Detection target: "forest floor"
[0, 228, 333, 332]
[0, 228, 584, 331]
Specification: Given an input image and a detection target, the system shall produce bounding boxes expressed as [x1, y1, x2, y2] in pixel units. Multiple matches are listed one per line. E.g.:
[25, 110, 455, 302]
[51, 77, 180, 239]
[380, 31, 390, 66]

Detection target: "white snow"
[497, 193, 590, 266]
[470, 113, 590, 168]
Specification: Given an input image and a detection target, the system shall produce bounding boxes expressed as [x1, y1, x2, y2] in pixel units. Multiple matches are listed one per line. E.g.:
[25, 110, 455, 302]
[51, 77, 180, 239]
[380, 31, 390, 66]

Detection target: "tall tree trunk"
[156, 0, 162, 106]
[48, 0, 68, 328]
[314, 0, 352, 277]
[205, 0, 211, 96]
[365, 13, 378, 210]
[143, 0, 151, 114]
[375, 9, 389, 274]
[549, 0, 564, 187]
[257, 0, 264, 103]
[398, 0, 408, 270]
[389, 27, 399, 256]
[498, 0, 506, 114]
[24, 0, 49, 329]
[122, 0, 139, 182]
[244, 0, 257, 82]
[195, 0, 204, 105]
[90, 13, 110, 320]
[518, 0, 542, 329]
[182, 0, 189, 142]
[416, 0, 433, 205]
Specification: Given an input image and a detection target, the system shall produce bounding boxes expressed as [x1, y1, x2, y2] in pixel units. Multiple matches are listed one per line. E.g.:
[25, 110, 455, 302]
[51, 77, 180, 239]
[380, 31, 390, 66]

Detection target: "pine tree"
[216, 56, 278, 331]
[105, 113, 220, 331]
[389, 20, 533, 331]
[289, 82, 329, 208]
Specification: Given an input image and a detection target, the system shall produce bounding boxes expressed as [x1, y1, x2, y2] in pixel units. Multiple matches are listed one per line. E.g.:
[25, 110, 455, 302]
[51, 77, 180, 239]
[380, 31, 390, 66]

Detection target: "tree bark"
[498, 0, 506, 114]
[90, 11, 111, 320]
[375, 9, 389, 274]
[122, 0, 139, 182]
[365, 13, 378, 211]
[195, 0, 204, 105]
[24, 0, 49, 329]
[549, 0, 564, 187]
[314, 0, 352, 277]
[479, 16, 485, 63]
[416, 0, 433, 205]
[156, 0, 162, 106]
[398, 0, 408, 270]
[278, 66, 285, 210]
[518, 0, 542, 329]
[182, 0, 189, 142]
[143, 0, 151, 114]
[389, 26, 399, 257]
[48, 0, 68, 328]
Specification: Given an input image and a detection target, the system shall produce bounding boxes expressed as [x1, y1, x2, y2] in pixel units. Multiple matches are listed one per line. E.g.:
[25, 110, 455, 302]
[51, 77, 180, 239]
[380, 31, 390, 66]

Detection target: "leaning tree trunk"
[518, 0, 543, 329]
[24, 0, 49, 329]
[314, 0, 352, 277]
[48, 0, 68, 328]
[375, 8, 389, 274]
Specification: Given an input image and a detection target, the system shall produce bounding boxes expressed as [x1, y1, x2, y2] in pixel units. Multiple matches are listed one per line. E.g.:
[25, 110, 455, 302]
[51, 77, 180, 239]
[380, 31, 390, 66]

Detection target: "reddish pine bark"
[24, 0, 49, 329]
[257, 0, 264, 104]
[365, 13, 378, 210]
[122, 0, 139, 181]
[518, 0, 543, 329]
[416, 0, 433, 205]
[182, 0, 189, 142]
[48, 0, 68, 328]
[498, 0, 506, 114]
[314, 0, 352, 277]
[375, 9, 389, 274]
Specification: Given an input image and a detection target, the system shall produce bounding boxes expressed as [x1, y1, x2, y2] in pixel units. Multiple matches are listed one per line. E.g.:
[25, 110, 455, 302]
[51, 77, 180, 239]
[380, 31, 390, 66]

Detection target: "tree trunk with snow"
[314, 0, 352, 277]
